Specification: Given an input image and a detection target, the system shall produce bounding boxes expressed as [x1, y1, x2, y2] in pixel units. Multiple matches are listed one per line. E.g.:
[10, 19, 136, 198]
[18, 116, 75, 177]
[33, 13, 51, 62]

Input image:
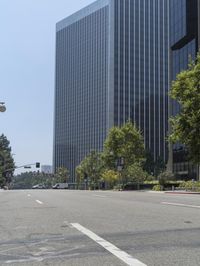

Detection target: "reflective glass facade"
[113, 0, 169, 163]
[54, 0, 170, 180]
[170, 0, 200, 177]
[170, 0, 187, 45]
[54, 1, 109, 180]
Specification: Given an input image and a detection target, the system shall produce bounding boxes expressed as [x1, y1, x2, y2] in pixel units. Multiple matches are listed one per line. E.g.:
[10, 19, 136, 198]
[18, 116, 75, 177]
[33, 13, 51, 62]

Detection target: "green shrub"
[101, 170, 119, 189]
[179, 181, 200, 191]
[152, 184, 163, 191]
[158, 171, 175, 187]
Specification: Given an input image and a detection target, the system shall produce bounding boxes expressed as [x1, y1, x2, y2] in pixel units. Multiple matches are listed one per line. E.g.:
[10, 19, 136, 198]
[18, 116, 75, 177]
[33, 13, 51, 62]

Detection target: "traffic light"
[0, 104, 6, 112]
[36, 162, 40, 168]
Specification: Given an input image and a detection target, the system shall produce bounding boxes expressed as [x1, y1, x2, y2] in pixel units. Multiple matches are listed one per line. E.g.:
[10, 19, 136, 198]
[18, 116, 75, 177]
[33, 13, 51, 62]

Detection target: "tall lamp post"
[0, 102, 6, 112]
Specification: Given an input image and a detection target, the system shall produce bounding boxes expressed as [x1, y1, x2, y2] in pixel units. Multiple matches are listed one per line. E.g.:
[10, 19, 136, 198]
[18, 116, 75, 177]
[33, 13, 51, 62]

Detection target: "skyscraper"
[169, 0, 200, 178]
[53, 0, 170, 180]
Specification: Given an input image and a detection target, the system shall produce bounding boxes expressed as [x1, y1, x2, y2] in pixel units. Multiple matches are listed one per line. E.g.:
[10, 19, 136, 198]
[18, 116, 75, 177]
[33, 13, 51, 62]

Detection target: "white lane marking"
[71, 223, 147, 266]
[162, 202, 200, 209]
[36, 200, 43, 205]
[63, 221, 74, 228]
[93, 194, 107, 198]
[27, 194, 31, 197]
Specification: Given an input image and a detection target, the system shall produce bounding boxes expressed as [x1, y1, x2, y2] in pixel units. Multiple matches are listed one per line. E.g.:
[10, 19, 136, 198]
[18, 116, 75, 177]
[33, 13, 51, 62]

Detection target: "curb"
[165, 191, 200, 195]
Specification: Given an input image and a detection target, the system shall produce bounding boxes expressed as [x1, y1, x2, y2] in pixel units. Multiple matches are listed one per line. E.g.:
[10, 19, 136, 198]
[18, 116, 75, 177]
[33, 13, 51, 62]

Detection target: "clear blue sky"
[0, 0, 94, 174]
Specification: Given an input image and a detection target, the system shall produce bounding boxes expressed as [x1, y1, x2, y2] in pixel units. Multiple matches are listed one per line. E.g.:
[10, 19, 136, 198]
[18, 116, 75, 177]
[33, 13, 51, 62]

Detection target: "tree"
[103, 121, 145, 173]
[142, 151, 155, 175]
[0, 134, 15, 187]
[154, 156, 166, 177]
[101, 170, 119, 189]
[0, 168, 6, 187]
[56, 167, 69, 183]
[142, 151, 166, 177]
[169, 52, 200, 165]
[75, 165, 85, 189]
[126, 163, 149, 184]
[158, 171, 175, 189]
[76, 151, 104, 189]
[12, 172, 57, 189]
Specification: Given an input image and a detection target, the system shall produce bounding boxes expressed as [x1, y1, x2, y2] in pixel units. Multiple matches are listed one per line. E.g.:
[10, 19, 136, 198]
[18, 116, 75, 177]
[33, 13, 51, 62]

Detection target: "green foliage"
[145, 180, 183, 185]
[126, 163, 149, 183]
[56, 167, 69, 183]
[0, 168, 6, 187]
[179, 181, 200, 192]
[75, 165, 84, 188]
[102, 126, 123, 170]
[101, 170, 119, 189]
[0, 134, 15, 187]
[154, 157, 166, 177]
[12, 172, 57, 189]
[76, 150, 104, 189]
[158, 171, 175, 187]
[103, 121, 145, 170]
[142, 151, 155, 175]
[142, 151, 166, 177]
[152, 184, 162, 191]
[169, 52, 200, 164]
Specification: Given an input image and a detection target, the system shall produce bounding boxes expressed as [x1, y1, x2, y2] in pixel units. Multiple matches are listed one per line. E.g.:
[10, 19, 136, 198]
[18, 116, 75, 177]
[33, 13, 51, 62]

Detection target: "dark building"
[169, 0, 200, 178]
[53, 0, 170, 180]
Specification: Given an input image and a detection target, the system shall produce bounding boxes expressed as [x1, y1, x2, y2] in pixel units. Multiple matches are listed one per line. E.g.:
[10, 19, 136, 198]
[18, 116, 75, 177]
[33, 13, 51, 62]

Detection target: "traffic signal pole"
[4, 162, 40, 173]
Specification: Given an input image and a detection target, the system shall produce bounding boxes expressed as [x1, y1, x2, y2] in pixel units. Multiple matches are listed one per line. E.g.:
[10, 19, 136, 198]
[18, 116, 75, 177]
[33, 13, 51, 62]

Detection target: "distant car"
[32, 184, 45, 189]
[52, 183, 68, 189]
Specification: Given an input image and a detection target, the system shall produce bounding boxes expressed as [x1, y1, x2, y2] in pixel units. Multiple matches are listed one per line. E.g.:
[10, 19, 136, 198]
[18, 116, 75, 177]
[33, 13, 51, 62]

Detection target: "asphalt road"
[0, 189, 200, 266]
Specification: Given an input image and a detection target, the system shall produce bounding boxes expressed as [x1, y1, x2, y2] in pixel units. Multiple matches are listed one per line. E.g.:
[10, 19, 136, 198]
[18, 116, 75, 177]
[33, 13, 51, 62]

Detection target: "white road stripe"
[27, 194, 31, 197]
[71, 223, 147, 266]
[162, 202, 200, 209]
[36, 200, 43, 205]
[93, 195, 107, 198]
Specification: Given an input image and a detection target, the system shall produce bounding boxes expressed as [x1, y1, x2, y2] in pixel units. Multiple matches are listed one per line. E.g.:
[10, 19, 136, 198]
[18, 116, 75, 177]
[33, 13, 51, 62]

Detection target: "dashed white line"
[161, 202, 200, 209]
[36, 200, 43, 205]
[27, 194, 31, 197]
[92, 195, 107, 198]
[71, 223, 147, 266]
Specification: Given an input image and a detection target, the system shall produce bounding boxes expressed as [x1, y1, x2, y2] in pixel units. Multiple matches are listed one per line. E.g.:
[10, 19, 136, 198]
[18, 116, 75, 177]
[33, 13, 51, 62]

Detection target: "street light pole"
[4, 162, 40, 173]
[0, 102, 6, 112]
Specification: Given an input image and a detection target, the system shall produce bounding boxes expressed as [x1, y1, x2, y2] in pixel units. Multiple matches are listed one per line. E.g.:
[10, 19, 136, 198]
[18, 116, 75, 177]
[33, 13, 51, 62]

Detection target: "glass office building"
[53, 0, 170, 180]
[170, 0, 200, 178]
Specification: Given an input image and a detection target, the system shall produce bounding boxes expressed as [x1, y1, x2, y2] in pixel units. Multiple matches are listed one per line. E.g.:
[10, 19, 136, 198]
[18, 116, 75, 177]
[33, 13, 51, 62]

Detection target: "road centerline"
[71, 223, 147, 266]
[161, 202, 200, 209]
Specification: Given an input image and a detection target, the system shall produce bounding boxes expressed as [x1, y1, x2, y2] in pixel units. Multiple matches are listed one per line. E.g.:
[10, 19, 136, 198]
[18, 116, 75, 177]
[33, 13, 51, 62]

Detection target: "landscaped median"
[146, 180, 200, 193]
[178, 181, 200, 192]
[143, 180, 183, 191]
